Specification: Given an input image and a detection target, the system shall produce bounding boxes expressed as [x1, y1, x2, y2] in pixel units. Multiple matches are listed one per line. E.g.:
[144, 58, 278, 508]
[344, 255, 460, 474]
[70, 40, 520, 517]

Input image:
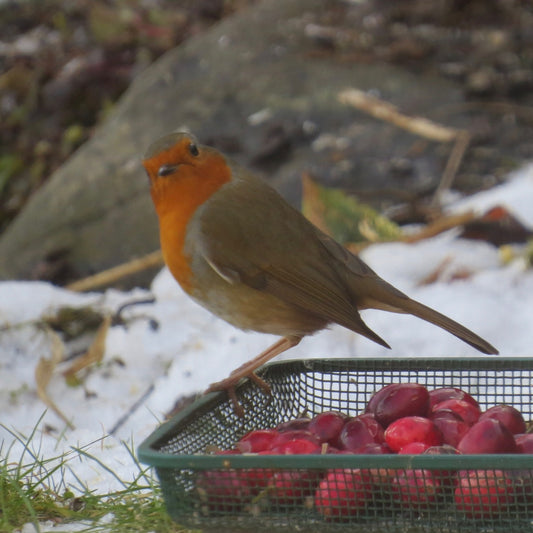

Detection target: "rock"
[0, 0, 529, 285]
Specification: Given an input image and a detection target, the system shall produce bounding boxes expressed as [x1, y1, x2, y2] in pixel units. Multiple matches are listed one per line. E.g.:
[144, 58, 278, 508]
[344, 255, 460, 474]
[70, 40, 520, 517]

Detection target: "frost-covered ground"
[1, 164, 533, 529]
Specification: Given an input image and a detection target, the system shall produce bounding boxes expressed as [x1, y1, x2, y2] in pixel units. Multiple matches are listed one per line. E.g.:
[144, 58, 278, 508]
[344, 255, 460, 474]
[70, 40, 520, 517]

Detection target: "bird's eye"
[188, 142, 199, 157]
[158, 164, 177, 177]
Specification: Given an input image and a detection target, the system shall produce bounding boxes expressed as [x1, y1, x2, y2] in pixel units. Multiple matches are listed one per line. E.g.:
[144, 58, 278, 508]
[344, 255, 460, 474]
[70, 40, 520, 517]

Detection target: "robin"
[143, 131, 497, 415]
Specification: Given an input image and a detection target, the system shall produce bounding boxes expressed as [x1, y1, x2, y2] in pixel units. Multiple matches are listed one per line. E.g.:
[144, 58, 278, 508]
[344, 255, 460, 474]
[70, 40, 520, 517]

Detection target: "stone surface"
[0, 0, 531, 284]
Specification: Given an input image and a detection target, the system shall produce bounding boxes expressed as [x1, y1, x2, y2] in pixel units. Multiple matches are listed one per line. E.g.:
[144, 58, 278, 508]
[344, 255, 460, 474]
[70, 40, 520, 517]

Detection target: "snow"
[1, 164, 533, 512]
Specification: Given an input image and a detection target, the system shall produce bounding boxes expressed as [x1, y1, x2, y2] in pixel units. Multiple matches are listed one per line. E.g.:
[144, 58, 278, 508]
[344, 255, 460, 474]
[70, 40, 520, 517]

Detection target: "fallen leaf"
[403, 211, 476, 243]
[417, 256, 453, 286]
[35, 328, 74, 429]
[526, 239, 533, 268]
[459, 205, 533, 246]
[499, 244, 517, 265]
[417, 256, 473, 286]
[43, 305, 105, 341]
[448, 268, 473, 281]
[301, 173, 402, 245]
[63, 315, 111, 378]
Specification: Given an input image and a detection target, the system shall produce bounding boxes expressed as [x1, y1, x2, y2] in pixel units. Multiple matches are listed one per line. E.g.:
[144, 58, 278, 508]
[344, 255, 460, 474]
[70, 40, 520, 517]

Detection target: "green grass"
[0, 416, 193, 533]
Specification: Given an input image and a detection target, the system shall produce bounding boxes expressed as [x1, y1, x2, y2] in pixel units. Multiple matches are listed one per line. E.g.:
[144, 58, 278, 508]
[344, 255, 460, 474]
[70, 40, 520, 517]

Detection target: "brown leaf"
[301, 172, 402, 244]
[449, 268, 473, 281]
[301, 172, 330, 235]
[44, 305, 105, 341]
[417, 257, 452, 286]
[403, 211, 477, 243]
[459, 205, 533, 246]
[63, 315, 111, 378]
[417, 256, 473, 286]
[35, 328, 74, 429]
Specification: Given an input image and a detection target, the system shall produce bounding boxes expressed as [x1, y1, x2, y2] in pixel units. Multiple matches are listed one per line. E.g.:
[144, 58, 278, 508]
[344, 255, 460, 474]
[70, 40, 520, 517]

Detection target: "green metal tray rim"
[137, 356, 533, 469]
[140, 451, 533, 471]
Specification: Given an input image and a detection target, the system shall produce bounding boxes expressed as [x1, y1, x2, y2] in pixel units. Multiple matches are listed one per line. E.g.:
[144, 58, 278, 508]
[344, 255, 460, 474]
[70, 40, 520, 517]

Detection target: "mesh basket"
[138, 357, 533, 533]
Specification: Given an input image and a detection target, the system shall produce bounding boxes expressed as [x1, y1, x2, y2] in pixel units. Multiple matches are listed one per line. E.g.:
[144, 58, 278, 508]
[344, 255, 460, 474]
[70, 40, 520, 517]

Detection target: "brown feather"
[191, 159, 497, 354]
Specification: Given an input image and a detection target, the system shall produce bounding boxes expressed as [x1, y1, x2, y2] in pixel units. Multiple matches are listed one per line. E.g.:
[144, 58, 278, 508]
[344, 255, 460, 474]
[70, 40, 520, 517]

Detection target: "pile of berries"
[196, 383, 533, 520]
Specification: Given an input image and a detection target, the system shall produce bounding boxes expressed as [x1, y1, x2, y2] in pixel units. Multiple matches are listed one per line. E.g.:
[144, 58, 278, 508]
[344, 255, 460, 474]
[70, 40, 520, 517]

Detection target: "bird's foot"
[206, 371, 271, 396]
[230, 370, 271, 396]
[205, 371, 272, 417]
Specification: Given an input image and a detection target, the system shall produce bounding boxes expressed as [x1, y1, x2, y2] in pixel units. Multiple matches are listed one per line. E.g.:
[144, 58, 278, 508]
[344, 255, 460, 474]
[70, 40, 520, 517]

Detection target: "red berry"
[272, 438, 321, 455]
[353, 442, 392, 454]
[243, 460, 274, 492]
[429, 387, 479, 410]
[271, 430, 320, 449]
[430, 408, 463, 422]
[357, 413, 385, 439]
[337, 415, 384, 451]
[516, 433, 533, 453]
[315, 469, 371, 518]
[366, 383, 430, 427]
[246, 471, 273, 492]
[391, 469, 442, 507]
[506, 469, 533, 504]
[398, 442, 430, 454]
[431, 409, 470, 447]
[365, 467, 394, 486]
[385, 416, 443, 452]
[479, 404, 526, 435]
[237, 429, 278, 453]
[196, 470, 251, 511]
[276, 418, 311, 432]
[455, 470, 514, 518]
[424, 444, 459, 455]
[457, 418, 518, 454]
[423, 445, 460, 487]
[432, 399, 481, 426]
[308, 411, 346, 444]
[269, 470, 321, 505]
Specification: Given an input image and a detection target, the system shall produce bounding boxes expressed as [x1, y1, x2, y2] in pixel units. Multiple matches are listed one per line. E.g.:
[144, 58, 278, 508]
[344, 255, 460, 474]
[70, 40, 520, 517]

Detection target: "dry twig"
[402, 211, 477, 243]
[66, 250, 164, 292]
[338, 88, 471, 206]
[35, 329, 74, 429]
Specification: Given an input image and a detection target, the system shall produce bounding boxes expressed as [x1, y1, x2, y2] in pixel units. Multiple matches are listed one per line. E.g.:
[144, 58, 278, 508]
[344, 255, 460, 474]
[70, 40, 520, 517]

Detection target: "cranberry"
[315, 469, 371, 519]
[432, 399, 481, 426]
[457, 418, 518, 454]
[237, 429, 278, 453]
[366, 383, 430, 427]
[308, 411, 346, 444]
[337, 415, 384, 451]
[455, 470, 514, 518]
[429, 387, 479, 410]
[479, 404, 526, 435]
[384, 416, 443, 452]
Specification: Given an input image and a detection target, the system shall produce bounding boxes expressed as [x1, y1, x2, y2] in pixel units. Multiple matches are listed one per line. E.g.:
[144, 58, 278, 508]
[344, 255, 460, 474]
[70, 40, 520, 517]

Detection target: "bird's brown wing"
[193, 169, 391, 347]
[310, 218, 498, 355]
[195, 165, 497, 355]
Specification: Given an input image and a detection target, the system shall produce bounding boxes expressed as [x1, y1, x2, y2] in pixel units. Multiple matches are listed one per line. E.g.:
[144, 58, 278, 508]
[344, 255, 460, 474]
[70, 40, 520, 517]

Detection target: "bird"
[143, 131, 498, 415]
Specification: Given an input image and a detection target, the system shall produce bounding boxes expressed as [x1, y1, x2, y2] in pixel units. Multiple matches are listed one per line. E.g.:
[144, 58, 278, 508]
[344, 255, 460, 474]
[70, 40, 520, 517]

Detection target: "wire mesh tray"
[138, 357, 533, 533]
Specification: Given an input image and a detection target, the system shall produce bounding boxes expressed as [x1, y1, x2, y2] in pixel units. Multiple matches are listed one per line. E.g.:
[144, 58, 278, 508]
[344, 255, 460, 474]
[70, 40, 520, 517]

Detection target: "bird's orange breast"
[148, 151, 232, 294]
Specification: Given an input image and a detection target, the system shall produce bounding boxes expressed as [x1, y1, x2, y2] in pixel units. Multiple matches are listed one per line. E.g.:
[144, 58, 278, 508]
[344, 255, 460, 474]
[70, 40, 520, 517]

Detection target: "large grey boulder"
[0, 0, 525, 284]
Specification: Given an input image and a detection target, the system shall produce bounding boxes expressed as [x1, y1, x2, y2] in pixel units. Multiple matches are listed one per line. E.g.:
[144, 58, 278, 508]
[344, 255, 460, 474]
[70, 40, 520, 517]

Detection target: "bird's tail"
[358, 281, 498, 355]
[396, 296, 497, 355]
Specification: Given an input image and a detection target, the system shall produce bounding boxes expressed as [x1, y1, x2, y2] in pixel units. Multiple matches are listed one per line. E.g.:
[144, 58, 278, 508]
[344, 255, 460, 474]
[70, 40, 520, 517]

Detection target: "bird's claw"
[205, 371, 272, 417]
[204, 380, 245, 418]
[247, 373, 272, 396]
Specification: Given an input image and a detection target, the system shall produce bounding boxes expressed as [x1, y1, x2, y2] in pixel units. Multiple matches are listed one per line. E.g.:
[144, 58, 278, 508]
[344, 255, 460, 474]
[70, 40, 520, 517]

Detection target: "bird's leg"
[206, 335, 301, 393]
[205, 335, 302, 414]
